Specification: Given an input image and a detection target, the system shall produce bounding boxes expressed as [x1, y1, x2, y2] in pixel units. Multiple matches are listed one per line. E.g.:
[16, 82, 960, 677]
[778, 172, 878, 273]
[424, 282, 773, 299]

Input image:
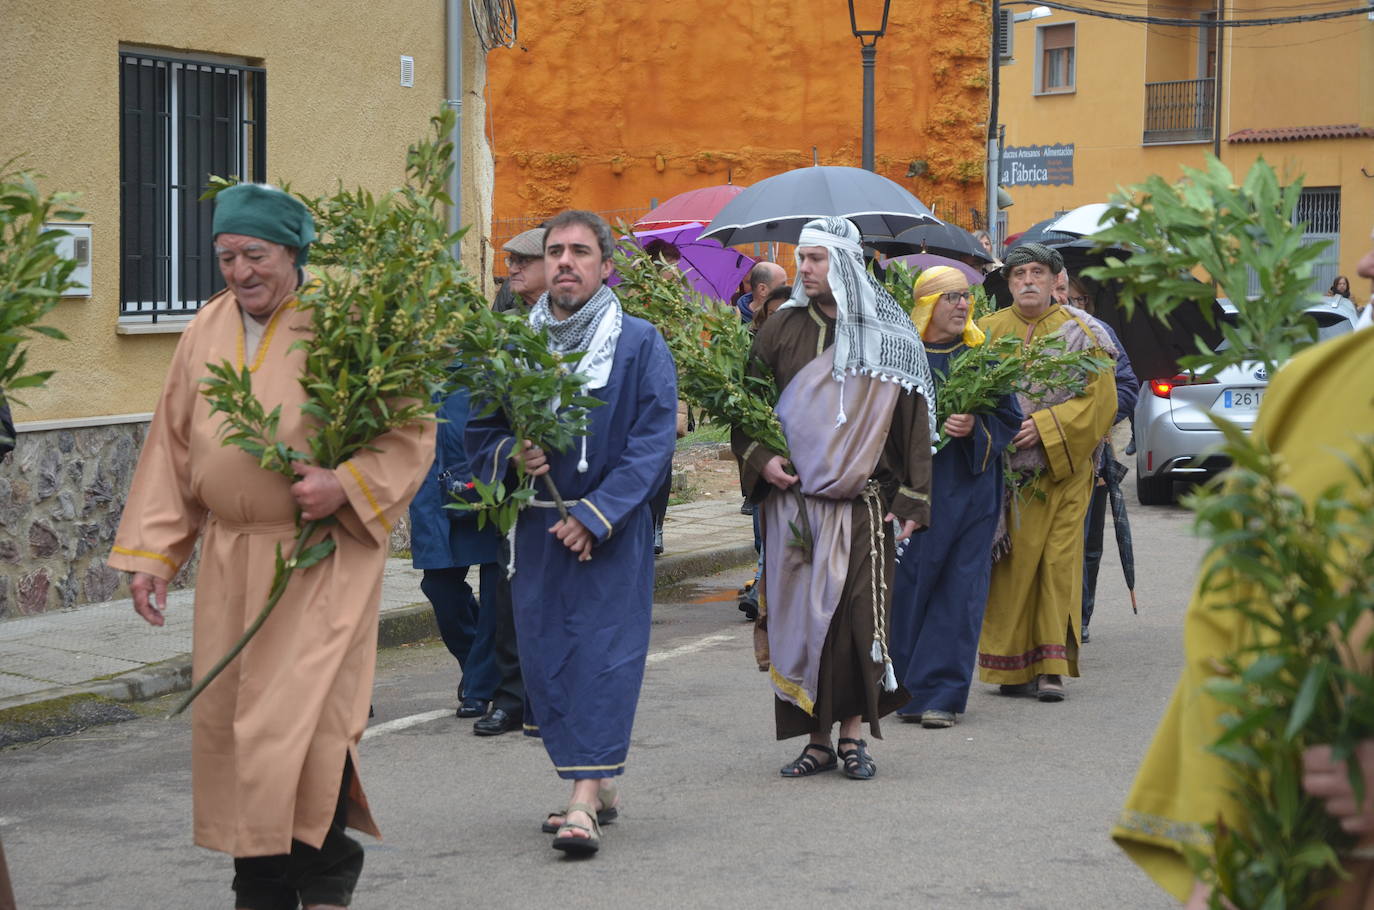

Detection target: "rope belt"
[528, 498, 582, 508]
[861, 480, 898, 692]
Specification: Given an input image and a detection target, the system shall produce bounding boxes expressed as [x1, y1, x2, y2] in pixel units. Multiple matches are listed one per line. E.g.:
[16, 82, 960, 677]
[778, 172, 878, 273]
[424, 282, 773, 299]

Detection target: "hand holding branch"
[1012, 416, 1041, 450]
[943, 414, 974, 439]
[550, 515, 594, 562]
[762, 455, 798, 491]
[291, 463, 348, 521]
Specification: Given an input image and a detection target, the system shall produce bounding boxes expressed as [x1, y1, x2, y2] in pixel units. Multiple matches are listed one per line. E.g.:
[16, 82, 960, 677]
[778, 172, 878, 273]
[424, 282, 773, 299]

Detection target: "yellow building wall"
[1, 0, 489, 423]
[484, 0, 991, 239]
[997, 9, 1374, 280]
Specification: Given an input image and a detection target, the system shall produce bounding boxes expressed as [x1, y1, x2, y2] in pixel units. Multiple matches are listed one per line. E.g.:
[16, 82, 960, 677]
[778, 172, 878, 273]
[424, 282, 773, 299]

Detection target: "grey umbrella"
[701, 166, 940, 246]
[866, 222, 994, 262]
[1104, 457, 1138, 614]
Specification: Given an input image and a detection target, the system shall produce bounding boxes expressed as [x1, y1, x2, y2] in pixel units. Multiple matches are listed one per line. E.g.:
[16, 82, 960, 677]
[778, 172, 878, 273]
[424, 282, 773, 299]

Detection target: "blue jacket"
[409, 388, 501, 570]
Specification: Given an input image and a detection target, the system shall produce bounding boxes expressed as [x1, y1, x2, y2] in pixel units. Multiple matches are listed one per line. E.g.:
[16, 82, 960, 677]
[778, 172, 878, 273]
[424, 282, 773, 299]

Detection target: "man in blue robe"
[466, 210, 678, 857]
[890, 267, 1022, 729]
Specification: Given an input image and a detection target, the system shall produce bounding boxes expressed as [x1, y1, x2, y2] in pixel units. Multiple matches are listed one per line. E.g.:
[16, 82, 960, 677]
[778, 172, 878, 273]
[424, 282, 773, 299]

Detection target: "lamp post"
[986, 4, 1051, 244]
[848, 0, 892, 172]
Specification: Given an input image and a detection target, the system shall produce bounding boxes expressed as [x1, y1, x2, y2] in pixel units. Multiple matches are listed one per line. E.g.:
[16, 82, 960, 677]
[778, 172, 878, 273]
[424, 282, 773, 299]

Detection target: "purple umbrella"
[878, 253, 985, 286]
[618, 223, 755, 301]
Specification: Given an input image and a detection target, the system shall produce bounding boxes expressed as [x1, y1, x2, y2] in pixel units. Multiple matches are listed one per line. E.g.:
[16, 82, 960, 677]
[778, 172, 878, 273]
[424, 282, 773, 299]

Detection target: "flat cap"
[503, 227, 546, 257]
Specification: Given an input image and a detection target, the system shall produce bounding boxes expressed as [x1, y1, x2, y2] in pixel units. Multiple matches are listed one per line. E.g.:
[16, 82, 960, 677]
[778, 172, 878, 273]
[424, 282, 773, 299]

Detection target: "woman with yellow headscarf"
[887, 266, 1021, 728]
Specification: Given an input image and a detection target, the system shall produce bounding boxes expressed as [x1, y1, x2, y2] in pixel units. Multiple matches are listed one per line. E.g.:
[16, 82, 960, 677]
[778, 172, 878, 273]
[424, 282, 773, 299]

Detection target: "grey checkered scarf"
[779, 216, 936, 438]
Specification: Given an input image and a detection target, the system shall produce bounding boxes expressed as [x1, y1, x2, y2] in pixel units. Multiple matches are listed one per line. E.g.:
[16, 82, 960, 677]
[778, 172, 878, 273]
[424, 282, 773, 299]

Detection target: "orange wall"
[484, 1, 991, 243]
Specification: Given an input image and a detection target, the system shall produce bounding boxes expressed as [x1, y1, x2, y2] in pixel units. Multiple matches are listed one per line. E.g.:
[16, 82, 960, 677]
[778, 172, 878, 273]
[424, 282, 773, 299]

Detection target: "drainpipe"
[446, 0, 464, 258]
[1211, 0, 1224, 158]
[986, 0, 1001, 238]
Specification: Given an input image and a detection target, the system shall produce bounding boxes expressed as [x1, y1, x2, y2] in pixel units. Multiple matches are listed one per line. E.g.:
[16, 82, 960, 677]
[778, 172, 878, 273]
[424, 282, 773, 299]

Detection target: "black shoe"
[740, 498, 753, 515]
[737, 581, 759, 621]
[456, 696, 488, 719]
[473, 707, 522, 736]
[1080, 625, 1091, 643]
[653, 525, 664, 556]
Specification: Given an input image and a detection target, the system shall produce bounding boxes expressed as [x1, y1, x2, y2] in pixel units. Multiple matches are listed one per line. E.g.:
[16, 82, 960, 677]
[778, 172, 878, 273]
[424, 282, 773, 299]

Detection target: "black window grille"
[119, 52, 266, 321]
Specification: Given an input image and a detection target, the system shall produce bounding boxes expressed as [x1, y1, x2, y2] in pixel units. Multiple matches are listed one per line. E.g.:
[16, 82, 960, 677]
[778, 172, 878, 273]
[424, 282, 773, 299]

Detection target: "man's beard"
[550, 288, 590, 315]
[807, 290, 836, 307]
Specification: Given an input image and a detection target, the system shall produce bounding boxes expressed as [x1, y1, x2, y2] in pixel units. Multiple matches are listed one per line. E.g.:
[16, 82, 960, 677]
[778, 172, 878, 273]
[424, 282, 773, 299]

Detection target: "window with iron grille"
[119, 51, 266, 322]
[1245, 187, 1341, 297]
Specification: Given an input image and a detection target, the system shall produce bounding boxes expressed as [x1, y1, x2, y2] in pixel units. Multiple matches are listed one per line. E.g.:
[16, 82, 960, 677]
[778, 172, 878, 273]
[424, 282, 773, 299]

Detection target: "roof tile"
[1227, 124, 1374, 143]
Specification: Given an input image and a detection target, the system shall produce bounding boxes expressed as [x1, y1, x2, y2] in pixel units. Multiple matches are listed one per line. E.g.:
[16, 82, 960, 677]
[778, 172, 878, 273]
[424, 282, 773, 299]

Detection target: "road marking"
[644, 632, 736, 664]
[363, 630, 740, 741]
[361, 709, 450, 741]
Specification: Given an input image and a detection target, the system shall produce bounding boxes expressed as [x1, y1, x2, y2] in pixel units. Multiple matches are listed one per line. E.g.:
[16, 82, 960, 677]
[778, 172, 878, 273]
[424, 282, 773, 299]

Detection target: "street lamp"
[986, 3, 1051, 244]
[848, 0, 892, 172]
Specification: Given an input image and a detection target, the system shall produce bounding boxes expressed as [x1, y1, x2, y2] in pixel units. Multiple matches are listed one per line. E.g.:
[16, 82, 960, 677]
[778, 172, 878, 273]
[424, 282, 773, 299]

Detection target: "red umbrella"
[635, 185, 746, 230]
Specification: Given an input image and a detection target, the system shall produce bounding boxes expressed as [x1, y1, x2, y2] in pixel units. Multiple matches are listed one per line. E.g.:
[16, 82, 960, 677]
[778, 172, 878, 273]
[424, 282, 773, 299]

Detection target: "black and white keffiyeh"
[529, 283, 622, 392]
[780, 216, 936, 437]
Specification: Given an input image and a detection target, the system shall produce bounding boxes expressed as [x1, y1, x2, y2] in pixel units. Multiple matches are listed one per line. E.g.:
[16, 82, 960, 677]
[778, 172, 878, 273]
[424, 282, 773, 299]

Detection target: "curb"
[0, 544, 756, 744]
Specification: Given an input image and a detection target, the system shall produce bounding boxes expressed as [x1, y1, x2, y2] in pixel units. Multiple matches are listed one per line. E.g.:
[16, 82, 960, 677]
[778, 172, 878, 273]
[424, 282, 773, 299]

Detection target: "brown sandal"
[551, 801, 601, 856]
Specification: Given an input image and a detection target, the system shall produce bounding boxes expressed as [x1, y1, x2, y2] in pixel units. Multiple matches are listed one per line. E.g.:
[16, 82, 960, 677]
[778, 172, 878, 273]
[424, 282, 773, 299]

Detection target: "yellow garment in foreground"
[975, 304, 1117, 685]
[1112, 326, 1374, 902]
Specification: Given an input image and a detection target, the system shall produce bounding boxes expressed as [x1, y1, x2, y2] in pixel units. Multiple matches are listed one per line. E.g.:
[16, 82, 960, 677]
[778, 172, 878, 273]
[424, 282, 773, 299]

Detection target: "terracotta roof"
[1227, 124, 1374, 143]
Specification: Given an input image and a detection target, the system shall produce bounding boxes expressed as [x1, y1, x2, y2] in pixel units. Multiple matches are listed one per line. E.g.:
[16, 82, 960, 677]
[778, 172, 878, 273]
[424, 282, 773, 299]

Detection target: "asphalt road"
[1, 492, 1204, 910]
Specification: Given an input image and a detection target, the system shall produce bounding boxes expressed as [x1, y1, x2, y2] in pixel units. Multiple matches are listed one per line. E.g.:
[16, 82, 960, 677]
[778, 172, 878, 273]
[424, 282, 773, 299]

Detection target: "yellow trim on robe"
[554, 762, 626, 772]
[110, 545, 180, 573]
[236, 298, 297, 373]
[897, 485, 929, 503]
[343, 460, 392, 532]
[580, 498, 614, 537]
[770, 663, 816, 715]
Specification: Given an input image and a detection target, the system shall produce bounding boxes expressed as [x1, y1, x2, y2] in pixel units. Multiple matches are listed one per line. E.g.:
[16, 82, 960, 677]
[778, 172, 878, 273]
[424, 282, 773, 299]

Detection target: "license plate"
[1222, 388, 1264, 410]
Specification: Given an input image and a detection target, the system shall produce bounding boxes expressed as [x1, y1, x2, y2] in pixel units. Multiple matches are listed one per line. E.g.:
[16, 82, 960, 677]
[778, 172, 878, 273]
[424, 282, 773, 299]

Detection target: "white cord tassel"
[577, 434, 589, 474]
[870, 639, 883, 663]
[882, 660, 897, 693]
[834, 375, 849, 427]
[505, 522, 517, 580]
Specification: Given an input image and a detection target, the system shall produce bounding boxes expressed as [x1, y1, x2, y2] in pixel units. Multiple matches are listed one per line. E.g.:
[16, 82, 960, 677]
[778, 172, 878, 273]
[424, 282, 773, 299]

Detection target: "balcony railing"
[1143, 78, 1215, 144]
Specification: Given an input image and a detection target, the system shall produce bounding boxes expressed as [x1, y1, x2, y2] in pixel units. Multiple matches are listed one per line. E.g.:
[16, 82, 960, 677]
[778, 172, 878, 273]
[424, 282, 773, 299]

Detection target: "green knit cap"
[212, 183, 316, 266]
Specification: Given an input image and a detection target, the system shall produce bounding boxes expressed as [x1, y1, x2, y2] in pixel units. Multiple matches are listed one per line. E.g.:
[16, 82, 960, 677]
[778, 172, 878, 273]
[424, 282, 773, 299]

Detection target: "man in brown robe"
[734, 216, 933, 781]
[109, 183, 433, 910]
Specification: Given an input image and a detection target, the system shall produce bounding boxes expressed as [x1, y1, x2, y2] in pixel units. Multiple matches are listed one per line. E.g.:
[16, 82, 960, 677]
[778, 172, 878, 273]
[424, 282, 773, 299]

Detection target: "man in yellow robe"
[108, 183, 433, 910]
[976, 243, 1117, 702]
[1114, 233, 1374, 908]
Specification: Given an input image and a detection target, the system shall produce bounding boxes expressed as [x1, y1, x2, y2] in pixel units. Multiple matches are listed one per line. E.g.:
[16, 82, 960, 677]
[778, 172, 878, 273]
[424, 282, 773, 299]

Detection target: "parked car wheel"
[1136, 471, 1175, 506]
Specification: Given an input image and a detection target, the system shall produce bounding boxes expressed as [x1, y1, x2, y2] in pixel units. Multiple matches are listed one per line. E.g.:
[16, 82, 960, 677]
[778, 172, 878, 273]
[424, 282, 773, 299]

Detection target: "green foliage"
[1183, 429, 1374, 909]
[935, 334, 1111, 451]
[0, 162, 83, 412]
[1084, 156, 1327, 380]
[613, 233, 788, 457]
[612, 232, 812, 556]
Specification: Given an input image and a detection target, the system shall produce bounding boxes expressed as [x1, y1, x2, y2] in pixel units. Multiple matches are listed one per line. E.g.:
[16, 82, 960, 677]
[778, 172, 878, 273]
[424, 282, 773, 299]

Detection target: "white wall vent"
[400, 55, 415, 88]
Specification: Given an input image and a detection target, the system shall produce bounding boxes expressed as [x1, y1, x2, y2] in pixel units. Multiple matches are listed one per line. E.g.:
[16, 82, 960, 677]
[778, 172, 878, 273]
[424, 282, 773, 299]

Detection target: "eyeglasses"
[505, 254, 541, 270]
[1067, 295, 1089, 306]
[938, 291, 971, 304]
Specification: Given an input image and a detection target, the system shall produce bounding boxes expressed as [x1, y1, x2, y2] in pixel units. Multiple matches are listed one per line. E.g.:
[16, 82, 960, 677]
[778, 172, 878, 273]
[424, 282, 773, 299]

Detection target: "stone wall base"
[0, 421, 412, 619]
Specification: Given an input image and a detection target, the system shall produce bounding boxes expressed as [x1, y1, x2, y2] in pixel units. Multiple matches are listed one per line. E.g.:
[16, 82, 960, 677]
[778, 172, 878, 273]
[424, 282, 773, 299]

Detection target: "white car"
[1133, 297, 1358, 505]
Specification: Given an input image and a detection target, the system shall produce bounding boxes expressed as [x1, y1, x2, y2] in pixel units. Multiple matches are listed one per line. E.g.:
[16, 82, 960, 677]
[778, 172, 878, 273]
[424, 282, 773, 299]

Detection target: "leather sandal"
[837, 737, 876, 780]
[542, 783, 619, 833]
[551, 801, 601, 856]
[779, 743, 837, 778]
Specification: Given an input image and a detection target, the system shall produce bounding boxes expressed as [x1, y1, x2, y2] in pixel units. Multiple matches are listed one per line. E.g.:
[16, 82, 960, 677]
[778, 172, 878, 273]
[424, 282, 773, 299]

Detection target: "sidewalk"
[0, 498, 756, 728]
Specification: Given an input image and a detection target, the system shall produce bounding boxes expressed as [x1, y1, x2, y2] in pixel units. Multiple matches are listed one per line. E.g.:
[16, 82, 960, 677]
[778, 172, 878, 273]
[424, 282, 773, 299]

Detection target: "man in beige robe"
[109, 183, 432, 910]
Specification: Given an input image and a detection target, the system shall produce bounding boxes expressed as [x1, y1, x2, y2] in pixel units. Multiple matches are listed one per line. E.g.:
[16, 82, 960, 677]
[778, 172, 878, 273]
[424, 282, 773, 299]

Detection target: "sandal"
[551, 801, 601, 856]
[837, 737, 876, 780]
[541, 783, 619, 833]
[779, 743, 837, 778]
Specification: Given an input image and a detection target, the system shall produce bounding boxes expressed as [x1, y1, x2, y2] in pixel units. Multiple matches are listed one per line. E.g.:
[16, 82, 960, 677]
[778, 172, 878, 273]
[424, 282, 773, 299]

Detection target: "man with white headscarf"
[732, 216, 934, 781]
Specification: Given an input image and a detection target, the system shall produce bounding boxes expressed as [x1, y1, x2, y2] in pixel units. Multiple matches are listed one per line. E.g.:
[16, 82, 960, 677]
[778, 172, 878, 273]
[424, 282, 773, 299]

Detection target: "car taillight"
[1149, 373, 1214, 399]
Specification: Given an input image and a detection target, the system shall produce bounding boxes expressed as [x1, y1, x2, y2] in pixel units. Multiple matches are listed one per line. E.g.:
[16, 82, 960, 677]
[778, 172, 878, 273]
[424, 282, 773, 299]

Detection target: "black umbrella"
[865, 222, 994, 262]
[701, 165, 940, 246]
[1104, 458, 1137, 614]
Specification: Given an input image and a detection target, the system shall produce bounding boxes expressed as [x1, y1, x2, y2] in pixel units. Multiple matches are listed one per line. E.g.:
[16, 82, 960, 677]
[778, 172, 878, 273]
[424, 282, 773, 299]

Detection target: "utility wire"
[1004, 0, 1373, 25]
[471, 0, 518, 51]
